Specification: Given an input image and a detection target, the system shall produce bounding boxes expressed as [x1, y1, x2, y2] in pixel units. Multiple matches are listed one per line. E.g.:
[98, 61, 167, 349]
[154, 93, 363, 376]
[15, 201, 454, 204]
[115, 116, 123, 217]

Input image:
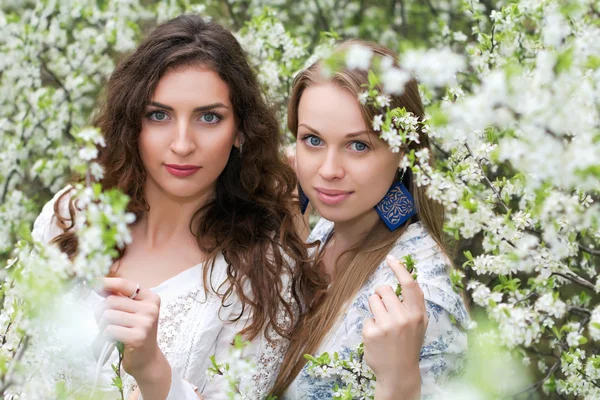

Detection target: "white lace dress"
[283, 218, 470, 400]
[27, 187, 290, 399]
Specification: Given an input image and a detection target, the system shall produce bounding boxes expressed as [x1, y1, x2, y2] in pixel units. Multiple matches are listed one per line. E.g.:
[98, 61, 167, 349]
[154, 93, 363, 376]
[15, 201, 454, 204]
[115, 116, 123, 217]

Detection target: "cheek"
[353, 159, 398, 202]
[201, 124, 237, 165]
[295, 146, 320, 184]
[138, 127, 164, 166]
[210, 124, 237, 152]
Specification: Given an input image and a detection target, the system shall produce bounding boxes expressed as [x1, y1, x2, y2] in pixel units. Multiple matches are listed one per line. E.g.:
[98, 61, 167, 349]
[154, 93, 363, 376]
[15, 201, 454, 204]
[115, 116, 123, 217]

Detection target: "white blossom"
[345, 43, 373, 70]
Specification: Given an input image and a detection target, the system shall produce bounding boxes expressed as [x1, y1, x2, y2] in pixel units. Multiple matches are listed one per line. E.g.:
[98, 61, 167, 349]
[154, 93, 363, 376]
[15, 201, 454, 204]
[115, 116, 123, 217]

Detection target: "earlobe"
[234, 132, 241, 149]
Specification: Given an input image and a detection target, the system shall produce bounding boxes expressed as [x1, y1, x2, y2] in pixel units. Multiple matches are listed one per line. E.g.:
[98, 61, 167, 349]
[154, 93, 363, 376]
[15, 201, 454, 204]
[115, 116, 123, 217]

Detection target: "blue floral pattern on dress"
[282, 219, 470, 400]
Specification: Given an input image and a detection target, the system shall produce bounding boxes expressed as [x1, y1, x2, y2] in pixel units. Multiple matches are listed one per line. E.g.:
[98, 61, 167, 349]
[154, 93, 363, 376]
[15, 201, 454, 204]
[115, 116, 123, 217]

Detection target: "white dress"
[283, 218, 470, 400]
[26, 187, 291, 399]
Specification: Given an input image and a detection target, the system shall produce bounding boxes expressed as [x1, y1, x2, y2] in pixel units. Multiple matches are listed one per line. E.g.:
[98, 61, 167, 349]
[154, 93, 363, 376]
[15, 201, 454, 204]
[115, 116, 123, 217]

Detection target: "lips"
[314, 187, 354, 206]
[164, 164, 201, 177]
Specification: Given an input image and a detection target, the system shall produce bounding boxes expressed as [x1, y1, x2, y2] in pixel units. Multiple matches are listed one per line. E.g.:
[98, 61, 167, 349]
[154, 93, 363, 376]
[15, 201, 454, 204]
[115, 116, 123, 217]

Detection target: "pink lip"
[314, 187, 354, 205]
[164, 164, 201, 177]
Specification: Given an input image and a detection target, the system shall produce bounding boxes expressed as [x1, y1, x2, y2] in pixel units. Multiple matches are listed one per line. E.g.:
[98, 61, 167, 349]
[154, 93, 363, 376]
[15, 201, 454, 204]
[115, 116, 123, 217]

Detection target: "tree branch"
[578, 243, 600, 256]
[464, 142, 510, 213]
[0, 336, 29, 393]
[1, 169, 20, 204]
[313, 0, 331, 32]
[223, 0, 243, 29]
[552, 271, 596, 291]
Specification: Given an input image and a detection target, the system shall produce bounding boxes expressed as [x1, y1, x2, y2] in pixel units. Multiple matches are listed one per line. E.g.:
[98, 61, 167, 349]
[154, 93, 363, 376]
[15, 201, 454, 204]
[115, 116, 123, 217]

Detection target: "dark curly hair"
[52, 15, 323, 341]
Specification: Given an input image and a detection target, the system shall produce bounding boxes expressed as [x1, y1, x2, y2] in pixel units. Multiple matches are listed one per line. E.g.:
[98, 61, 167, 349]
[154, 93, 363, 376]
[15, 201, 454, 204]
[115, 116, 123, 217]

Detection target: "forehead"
[297, 82, 368, 136]
[152, 65, 231, 105]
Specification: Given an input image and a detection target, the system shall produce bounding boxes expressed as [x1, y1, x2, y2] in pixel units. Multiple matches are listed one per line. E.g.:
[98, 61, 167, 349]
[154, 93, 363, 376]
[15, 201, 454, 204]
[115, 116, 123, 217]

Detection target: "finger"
[98, 309, 138, 332]
[103, 277, 152, 301]
[367, 294, 390, 323]
[375, 285, 406, 315]
[362, 317, 377, 337]
[386, 255, 425, 312]
[102, 324, 136, 344]
[94, 295, 139, 323]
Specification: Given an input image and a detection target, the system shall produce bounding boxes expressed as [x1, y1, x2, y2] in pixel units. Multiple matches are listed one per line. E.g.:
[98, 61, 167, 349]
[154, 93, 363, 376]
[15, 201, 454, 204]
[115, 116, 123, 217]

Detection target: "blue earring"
[298, 185, 309, 214]
[375, 175, 416, 231]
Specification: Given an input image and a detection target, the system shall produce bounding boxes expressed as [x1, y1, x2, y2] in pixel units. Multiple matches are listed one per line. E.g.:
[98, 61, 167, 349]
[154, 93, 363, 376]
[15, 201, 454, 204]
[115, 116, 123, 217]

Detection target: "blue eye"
[350, 141, 369, 152]
[304, 135, 322, 147]
[148, 111, 169, 121]
[200, 112, 221, 124]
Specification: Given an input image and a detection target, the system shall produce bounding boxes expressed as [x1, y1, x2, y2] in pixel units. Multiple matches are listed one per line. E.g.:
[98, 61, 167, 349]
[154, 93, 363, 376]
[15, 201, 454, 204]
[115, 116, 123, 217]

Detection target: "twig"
[568, 305, 592, 316]
[313, 0, 331, 32]
[0, 336, 29, 393]
[398, 0, 408, 37]
[223, 0, 242, 29]
[464, 142, 510, 213]
[552, 271, 595, 291]
[511, 357, 560, 397]
[578, 243, 600, 256]
[423, 0, 439, 18]
[1, 169, 20, 204]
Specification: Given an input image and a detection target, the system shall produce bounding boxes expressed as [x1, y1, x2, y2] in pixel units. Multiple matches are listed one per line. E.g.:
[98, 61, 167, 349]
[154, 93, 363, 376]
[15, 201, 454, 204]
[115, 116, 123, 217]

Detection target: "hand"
[94, 277, 165, 381]
[362, 255, 428, 399]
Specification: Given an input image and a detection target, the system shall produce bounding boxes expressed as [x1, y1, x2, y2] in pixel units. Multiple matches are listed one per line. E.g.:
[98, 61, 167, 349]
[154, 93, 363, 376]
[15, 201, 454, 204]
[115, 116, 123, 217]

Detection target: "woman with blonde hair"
[273, 40, 469, 399]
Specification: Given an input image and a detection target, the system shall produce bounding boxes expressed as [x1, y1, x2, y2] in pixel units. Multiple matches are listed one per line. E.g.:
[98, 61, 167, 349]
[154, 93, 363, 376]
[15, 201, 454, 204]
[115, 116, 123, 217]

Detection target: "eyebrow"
[148, 101, 230, 112]
[298, 123, 371, 138]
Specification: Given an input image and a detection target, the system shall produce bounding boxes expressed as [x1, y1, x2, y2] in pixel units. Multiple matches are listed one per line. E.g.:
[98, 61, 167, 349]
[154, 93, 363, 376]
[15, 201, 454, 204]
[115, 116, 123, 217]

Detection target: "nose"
[318, 148, 345, 181]
[169, 120, 196, 156]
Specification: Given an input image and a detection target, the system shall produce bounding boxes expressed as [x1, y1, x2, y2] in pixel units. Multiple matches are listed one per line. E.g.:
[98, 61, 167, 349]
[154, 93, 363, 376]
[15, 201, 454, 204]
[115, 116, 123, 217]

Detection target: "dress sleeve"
[419, 299, 468, 398]
[386, 224, 470, 397]
[31, 185, 75, 244]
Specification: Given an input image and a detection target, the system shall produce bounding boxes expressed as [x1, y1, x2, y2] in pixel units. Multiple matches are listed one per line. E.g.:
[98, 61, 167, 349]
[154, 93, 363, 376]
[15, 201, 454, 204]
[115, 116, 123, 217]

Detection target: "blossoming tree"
[0, 0, 598, 398]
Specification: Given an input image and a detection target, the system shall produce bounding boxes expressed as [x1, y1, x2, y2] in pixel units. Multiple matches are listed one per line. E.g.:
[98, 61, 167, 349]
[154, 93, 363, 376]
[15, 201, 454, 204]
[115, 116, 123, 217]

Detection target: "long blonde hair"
[272, 40, 447, 394]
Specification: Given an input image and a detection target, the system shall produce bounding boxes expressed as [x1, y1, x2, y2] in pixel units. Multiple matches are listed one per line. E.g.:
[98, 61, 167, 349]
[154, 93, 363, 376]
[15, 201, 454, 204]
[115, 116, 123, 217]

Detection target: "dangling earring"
[238, 139, 244, 155]
[374, 169, 416, 231]
[298, 185, 309, 214]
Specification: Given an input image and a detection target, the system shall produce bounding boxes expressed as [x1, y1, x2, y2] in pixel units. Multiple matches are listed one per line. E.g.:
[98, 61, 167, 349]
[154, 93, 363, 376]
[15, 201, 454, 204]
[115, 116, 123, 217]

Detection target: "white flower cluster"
[0, 183, 133, 397]
[206, 335, 260, 400]
[236, 9, 306, 103]
[305, 343, 376, 400]
[71, 184, 135, 281]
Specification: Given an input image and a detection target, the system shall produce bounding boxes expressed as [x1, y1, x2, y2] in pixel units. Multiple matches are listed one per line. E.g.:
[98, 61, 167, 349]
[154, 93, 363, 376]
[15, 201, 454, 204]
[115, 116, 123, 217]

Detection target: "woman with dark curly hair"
[31, 15, 321, 399]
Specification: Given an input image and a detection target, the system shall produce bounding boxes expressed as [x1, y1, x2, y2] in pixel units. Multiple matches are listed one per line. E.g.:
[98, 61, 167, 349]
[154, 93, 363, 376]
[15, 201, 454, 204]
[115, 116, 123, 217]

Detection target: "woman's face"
[295, 82, 401, 225]
[139, 65, 239, 202]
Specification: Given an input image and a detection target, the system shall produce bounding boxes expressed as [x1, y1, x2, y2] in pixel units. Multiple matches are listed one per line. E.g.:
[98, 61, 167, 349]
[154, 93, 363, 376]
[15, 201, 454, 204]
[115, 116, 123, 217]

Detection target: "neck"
[134, 179, 214, 249]
[323, 209, 380, 277]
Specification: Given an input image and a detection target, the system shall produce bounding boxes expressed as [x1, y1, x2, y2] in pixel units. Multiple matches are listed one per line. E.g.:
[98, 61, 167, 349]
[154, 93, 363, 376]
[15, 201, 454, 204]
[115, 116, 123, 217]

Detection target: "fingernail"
[386, 255, 397, 263]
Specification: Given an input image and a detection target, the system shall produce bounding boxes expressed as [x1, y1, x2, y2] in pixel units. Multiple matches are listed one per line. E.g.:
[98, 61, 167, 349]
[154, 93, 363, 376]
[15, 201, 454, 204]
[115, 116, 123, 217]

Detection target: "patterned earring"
[298, 185, 310, 214]
[374, 170, 417, 231]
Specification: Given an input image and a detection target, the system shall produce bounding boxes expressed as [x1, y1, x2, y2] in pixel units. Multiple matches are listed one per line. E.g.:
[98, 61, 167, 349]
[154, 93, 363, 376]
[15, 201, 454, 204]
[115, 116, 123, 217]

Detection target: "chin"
[313, 204, 358, 224]
[158, 180, 210, 200]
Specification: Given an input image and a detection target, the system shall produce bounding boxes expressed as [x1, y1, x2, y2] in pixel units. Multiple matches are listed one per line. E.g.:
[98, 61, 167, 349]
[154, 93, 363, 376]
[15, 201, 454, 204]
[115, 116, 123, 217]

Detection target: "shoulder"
[369, 222, 470, 328]
[31, 185, 78, 244]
